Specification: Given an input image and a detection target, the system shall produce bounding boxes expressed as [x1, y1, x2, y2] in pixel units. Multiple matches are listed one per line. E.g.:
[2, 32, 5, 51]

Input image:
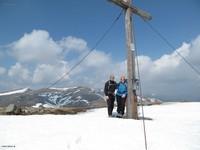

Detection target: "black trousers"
[116, 95, 126, 115]
[107, 94, 115, 116]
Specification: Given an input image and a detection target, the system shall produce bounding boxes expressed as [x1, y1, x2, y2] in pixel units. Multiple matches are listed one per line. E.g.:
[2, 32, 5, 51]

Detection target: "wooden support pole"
[108, 0, 152, 119]
[124, 0, 138, 119]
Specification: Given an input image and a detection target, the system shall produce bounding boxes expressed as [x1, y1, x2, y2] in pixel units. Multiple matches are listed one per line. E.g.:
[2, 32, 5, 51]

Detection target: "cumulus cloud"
[0, 66, 6, 75]
[84, 50, 111, 67]
[33, 61, 69, 84]
[1, 29, 200, 100]
[137, 36, 200, 100]
[68, 56, 127, 89]
[5, 30, 73, 86]
[59, 36, 88, 53]
[8, 63, 30, 81]
[11, 30, 62, 64]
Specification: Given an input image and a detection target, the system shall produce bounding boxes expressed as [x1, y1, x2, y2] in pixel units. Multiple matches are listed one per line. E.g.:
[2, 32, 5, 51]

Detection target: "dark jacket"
[104, 80, 117, 96]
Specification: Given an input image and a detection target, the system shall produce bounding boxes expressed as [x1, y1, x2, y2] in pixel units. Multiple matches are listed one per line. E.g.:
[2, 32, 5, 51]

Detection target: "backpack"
[108, 80, 116, 93]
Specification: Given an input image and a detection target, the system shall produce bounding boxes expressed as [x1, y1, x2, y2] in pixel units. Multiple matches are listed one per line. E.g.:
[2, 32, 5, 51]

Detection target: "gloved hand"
[105, 96, 109, 100]
[122, 94, 126, 98]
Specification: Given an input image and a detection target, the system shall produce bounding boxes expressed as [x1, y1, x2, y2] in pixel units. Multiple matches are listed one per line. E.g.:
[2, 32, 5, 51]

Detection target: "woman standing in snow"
[116, 75, 127, 118]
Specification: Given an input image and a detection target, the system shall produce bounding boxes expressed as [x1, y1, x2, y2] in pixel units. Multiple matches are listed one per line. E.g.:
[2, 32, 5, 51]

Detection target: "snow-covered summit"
[0, 87, 106, 108]
[0, 102, 199, 150]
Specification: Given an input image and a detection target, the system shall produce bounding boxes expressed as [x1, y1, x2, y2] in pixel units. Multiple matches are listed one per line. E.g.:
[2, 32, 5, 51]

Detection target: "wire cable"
[136, 20, 200, 150]
[144, 21, 200, 77]
[134, 35, 148, 150]
[123, 6, 149, 149]
[135, 49, 148, 150]
[47, 9, 123, 89]
[14, 9, 123, 98]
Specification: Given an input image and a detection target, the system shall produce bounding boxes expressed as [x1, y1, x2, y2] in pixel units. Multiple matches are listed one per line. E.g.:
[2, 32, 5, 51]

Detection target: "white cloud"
[8, 63, 30, 81]
[46, 32, 200, 100]
[59, 36, 88, 53]
[84, 50, 111, 67]
[187, 36, 200, 66]
[11, 30, 62, 63]
[2, 29, 200, 100]
[0, 66, 6, 75]
[33, 61, 69, 84]
[67, 53, 127, 89]
[137, 36, 200, 100]
[152, 43, 190, 74]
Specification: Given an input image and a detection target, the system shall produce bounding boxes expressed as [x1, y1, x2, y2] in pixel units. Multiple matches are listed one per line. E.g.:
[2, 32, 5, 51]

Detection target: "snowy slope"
[49, 87, 77, 91]
[0, 102, 200, 150]
[0, 88, 28, 96]
[0, 87, 106, 108]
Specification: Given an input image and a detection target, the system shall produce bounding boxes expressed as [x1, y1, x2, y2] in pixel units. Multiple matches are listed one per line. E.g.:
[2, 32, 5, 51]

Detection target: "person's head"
[109, 74, 115, 81]
[120, 75, 126, 83]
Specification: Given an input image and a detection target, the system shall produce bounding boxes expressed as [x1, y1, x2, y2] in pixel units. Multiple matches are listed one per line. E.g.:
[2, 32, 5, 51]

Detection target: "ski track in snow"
[73, 89, 80, 94]
[0, 102, 200, 150]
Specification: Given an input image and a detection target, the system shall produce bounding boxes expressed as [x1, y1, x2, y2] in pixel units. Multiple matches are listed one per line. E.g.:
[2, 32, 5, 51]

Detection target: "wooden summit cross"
[108, 0, 152, 119]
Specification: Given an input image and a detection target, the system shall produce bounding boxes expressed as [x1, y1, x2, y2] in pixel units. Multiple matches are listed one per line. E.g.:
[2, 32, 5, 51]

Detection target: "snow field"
[0, 102, 200, 150]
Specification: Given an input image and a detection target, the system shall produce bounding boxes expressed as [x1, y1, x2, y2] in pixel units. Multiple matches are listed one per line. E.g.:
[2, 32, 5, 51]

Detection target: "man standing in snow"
[116, 75, 128, 118]
[104, 74, 117, 117]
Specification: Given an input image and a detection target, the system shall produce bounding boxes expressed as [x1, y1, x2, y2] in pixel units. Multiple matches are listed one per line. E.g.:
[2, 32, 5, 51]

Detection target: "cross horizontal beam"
[108, 0, 152, 21]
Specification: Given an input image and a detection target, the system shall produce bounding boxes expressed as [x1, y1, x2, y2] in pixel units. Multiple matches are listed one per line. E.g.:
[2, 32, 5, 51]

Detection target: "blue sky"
[0, 0, 200, 100]
[1, 0, 200, 58]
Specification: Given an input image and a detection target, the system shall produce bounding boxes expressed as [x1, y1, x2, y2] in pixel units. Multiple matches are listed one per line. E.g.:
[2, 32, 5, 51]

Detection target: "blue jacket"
[116, 81, 128, 97]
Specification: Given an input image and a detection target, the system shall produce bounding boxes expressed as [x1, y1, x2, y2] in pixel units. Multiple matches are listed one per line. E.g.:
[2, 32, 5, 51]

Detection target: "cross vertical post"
[108, 0, 152, 119]
[125, 0, 137, 119]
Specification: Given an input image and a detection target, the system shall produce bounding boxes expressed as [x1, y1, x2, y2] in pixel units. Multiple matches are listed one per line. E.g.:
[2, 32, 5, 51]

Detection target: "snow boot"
[116, 113, 123, 118]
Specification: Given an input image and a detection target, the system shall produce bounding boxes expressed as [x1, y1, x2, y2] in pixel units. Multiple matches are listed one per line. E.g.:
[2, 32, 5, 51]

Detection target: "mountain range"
[0, 87, 105, 108]
[0, 87, 162, 108]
